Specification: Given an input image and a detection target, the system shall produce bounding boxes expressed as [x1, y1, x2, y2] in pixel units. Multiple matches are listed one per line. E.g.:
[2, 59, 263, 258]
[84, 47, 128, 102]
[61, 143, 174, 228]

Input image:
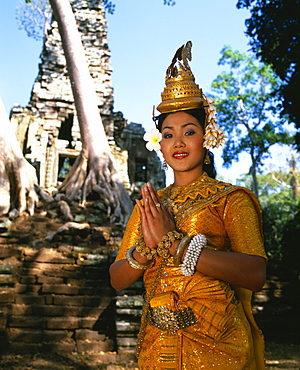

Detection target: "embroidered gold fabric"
[149, 291, 198, 334]
[115, 173, 267, 369]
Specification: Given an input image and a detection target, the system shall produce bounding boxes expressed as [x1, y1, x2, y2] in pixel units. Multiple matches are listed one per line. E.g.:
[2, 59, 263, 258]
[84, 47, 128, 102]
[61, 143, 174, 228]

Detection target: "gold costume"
[115, 174, 267, 369]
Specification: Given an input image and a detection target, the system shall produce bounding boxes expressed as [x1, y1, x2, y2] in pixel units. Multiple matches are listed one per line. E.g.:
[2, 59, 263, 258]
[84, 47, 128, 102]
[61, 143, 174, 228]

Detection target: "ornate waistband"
[148, 304, 198, 334]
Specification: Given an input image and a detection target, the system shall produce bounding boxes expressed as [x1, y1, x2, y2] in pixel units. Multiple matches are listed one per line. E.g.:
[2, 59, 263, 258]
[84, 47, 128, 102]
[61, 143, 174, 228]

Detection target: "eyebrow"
[162, 122, 199, 131]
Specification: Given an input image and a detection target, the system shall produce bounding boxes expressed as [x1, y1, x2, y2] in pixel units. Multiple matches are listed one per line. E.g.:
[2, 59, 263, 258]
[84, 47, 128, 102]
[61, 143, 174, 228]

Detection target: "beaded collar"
[158, 173, 235, 220]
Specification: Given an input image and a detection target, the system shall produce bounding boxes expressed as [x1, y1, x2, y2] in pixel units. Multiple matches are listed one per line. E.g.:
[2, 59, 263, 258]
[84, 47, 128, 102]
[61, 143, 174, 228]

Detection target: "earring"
[204, 151, 211, 165]
[162, 159, 168, 171]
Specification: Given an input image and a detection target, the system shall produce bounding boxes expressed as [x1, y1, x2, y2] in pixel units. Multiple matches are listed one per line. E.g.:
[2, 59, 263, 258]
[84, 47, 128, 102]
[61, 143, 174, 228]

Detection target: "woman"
[109, 42, 267, 369]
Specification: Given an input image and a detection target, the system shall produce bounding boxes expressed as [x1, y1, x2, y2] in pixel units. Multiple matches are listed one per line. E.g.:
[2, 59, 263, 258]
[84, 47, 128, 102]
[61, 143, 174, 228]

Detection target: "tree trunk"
[289, 155, 299, 200]
[49, 0, 133, 226]
[0, 97, 38, 216]
[249, 152, 259, 197]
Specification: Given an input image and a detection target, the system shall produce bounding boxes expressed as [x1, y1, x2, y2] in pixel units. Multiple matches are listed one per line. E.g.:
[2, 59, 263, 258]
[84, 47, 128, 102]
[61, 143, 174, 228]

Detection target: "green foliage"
[16, 0, 51, 41]
[236, 0, 300, 148]
[17, 0, 176, 40]
[211, 46, 293, 194]
[237, 169, 300, 278]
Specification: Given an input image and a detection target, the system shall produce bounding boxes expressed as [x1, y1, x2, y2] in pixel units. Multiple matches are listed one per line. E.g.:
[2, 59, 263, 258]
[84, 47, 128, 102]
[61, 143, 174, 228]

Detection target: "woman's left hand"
[136, 183, 176, 249]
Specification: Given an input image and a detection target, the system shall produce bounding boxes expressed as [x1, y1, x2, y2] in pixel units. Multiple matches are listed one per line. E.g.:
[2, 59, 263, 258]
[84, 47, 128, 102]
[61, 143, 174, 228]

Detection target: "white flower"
[143, 129, 162, 151]
[203, 94, 226, 149]
[203, 122, 226, 149]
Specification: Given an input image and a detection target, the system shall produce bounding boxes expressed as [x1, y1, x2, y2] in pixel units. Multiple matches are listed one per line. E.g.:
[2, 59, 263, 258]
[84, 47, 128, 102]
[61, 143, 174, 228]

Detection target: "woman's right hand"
[136, 183, 176, 250]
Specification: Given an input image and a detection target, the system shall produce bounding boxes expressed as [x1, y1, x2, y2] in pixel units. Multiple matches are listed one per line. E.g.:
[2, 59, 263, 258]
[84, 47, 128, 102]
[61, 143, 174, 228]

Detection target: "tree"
[9, 0, 176, 224]
[237, 165, 300, 276]
[16, 0, 51, 41]
[17, 0, 175, 41]
[48, 0, 133, 226]
[236, 0, 300, 149]
[211, 46, 293, 196]
[0, 97, 38, 216]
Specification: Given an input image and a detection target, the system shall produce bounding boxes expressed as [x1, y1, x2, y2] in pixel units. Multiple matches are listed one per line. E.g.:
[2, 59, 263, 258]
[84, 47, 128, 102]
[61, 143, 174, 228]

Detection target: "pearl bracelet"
[181, 234, 207, 276]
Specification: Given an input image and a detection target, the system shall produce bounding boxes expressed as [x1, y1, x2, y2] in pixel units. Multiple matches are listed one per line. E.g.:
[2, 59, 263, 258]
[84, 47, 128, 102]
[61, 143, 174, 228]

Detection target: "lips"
[173, 151, 189, 159]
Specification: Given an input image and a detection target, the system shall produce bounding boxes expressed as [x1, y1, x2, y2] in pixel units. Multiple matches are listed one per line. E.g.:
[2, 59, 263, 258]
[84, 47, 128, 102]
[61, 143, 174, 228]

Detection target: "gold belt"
[147, 292, 198, 334]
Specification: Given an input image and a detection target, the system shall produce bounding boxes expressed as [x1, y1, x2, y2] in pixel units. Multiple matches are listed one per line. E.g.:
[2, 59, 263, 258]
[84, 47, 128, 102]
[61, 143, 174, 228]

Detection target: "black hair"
[153, 108, 217, 179]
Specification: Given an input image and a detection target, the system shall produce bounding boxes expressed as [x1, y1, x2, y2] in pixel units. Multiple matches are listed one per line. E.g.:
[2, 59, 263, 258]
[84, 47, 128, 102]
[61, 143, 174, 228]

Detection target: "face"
[160, 111, 205, 183]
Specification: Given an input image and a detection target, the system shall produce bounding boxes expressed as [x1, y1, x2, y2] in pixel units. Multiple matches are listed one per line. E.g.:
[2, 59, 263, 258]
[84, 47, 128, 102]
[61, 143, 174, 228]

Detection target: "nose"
[173, 136, 185, 148]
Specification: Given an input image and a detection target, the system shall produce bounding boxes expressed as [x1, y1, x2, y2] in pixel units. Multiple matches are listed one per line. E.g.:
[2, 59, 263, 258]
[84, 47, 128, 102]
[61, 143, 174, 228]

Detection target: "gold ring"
[155, 203, 161, 208]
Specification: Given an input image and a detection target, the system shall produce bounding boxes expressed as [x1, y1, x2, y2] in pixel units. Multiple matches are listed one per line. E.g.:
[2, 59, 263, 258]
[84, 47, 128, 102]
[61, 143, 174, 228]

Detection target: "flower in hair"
[143, 128, 162, 151]
[203, 95, 226, 149]
[203, 122, 226, 149]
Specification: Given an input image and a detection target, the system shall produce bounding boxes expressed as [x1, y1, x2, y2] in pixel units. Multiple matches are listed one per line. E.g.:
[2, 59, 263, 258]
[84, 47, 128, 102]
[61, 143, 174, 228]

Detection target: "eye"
[185, 129, 195, 136]
[163, 132, 173, 139]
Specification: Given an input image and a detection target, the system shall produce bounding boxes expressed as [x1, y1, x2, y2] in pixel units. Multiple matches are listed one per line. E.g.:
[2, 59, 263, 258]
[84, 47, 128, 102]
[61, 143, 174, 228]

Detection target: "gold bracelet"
[126, 246, 152, 270]
[157, 230, 184, 260]
[173, 236, 191, 266]
[136, 237, 157, 260]
[134, 230, 183, 262]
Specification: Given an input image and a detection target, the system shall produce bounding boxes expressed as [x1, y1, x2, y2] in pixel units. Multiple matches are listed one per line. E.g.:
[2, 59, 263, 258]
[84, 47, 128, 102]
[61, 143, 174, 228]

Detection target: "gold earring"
[204, 152, 211, 165]
[162, 159, 168, 170]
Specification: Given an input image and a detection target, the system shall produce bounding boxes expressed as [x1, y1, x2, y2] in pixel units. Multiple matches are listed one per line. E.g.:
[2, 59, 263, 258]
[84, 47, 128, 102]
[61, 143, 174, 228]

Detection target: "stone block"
[45, 295, 54, 305]
[44, 268, 84, 279]
[78, 286, 94, 295]
[0, 262, 16, 274]
[53, 295, 84, 306]
[116, 309, 142, 317]
[6, 340, 76, 354]
[6, 341, 40, 354]
[11, 304, 33, 316]
[38, 341, 76, 354]
[15, 284, 41, 294]
[0, 274, 18, 284]
[46, 317, 81, 329]
[81, 317, 98, 328]
[76, 339, 114, 353]
[15, 294, 46, 306]
[116, 337, 137, 348]
[9, 316, 47, 328]
[75, 329, 106, 341]
[37, 276, 64, 284]
[33, 304, 104, 318]
[116, 321, 140, 333]
[0, 248, 22, 259]
[41, 284, 79, 295]
[0, 313, 7, 331]
[6, 328, 73, 343]
[116, 296, 143, 308]
[0, 292, 14, 303]
[84, 295, 111, 307]
[19, 276, 37, 284]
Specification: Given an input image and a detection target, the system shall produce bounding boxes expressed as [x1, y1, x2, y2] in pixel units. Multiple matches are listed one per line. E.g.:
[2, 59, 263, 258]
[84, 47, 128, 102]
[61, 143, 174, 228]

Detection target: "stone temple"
[10, 0, 165, 193]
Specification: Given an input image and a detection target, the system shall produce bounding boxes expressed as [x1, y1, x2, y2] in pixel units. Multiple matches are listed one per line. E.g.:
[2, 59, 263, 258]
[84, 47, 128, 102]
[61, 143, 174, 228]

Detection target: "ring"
[155, 203, 161, 208]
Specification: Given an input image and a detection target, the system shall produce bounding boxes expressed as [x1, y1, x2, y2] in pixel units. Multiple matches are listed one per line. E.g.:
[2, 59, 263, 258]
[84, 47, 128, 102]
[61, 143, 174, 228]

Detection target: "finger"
[146, 183, 162, 211]
[142, 187, 153, 217]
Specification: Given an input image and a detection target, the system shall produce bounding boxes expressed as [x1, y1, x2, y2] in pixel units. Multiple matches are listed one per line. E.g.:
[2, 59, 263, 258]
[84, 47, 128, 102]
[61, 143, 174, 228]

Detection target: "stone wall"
[0, 218, 143, 357]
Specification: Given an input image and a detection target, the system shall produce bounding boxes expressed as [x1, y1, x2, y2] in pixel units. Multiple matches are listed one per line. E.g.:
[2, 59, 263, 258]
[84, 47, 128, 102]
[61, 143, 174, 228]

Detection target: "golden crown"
[156, 41, 205, 113]
[155, 41, 226, 149]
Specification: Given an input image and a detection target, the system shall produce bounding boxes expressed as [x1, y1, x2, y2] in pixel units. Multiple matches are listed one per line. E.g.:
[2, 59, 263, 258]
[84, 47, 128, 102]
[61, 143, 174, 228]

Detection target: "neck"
[173, 169, 204, 187]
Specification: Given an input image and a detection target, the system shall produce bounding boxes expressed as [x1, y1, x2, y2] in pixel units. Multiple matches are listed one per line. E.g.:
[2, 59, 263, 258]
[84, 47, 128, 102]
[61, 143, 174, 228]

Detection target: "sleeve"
[114, 204, 141, 262]
[223, 189, 267, 260]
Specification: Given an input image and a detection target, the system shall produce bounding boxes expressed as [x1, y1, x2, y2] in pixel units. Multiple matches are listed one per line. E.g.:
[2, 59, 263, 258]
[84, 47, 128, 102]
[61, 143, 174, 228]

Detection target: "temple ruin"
[10, 0, 165, 192]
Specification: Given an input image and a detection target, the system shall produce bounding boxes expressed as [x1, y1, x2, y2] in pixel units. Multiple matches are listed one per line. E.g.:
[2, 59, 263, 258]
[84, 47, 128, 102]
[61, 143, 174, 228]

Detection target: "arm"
[109, 257, 144, 292]
[170, 189, 267, 292]
[195, 249, 266, 292]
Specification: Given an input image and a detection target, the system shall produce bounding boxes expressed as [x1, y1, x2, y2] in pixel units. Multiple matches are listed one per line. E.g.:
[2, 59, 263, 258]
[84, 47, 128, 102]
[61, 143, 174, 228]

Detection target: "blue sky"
[0, 0, 258, 182]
